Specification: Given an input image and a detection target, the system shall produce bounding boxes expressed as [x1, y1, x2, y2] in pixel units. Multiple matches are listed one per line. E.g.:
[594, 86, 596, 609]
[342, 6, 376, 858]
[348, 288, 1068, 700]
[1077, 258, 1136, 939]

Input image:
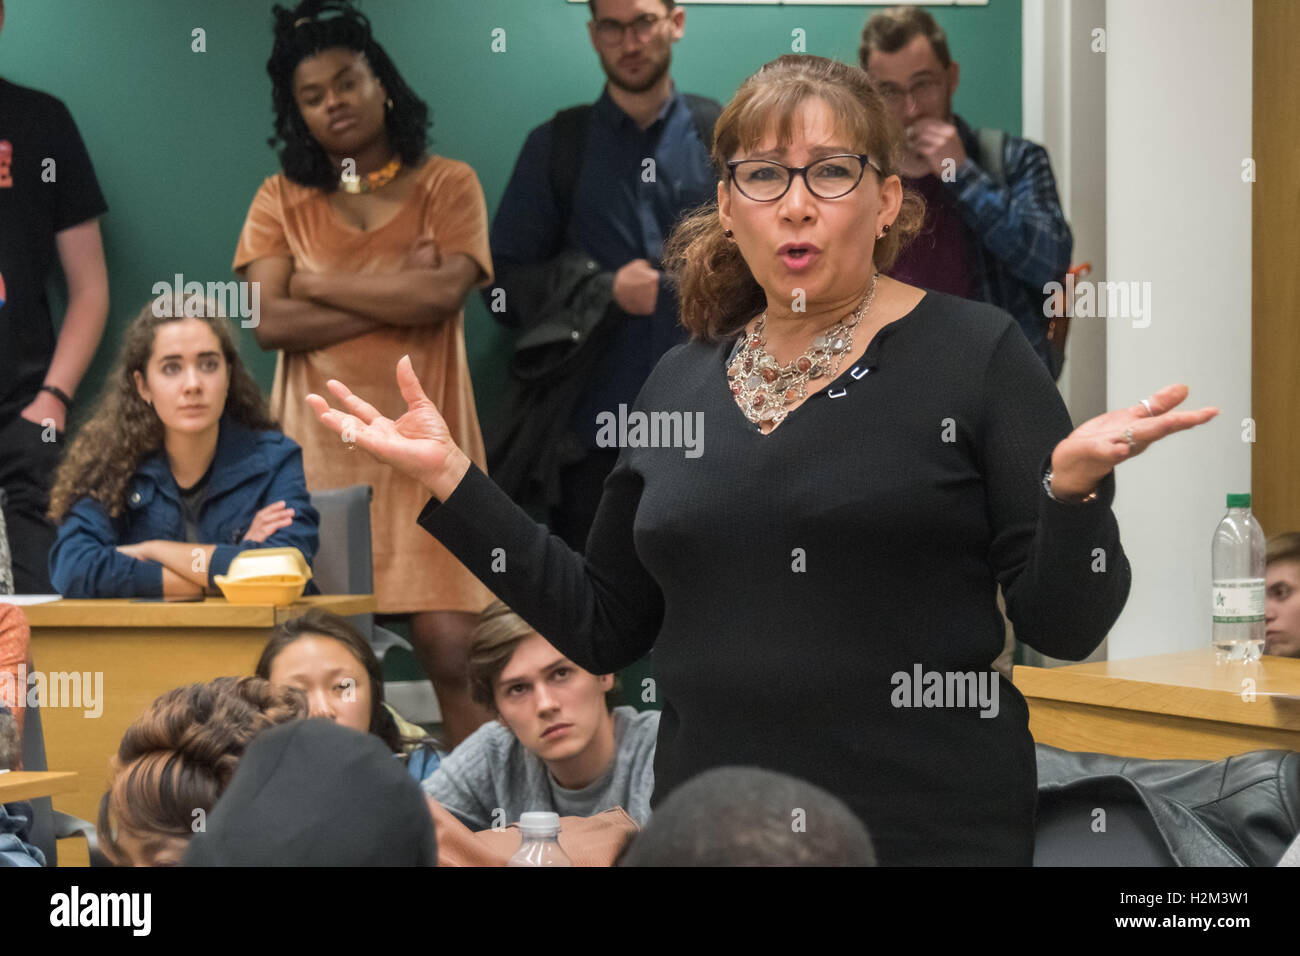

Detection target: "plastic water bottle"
[507, 812, 573, 867]
[1211, 493, 1266, 662]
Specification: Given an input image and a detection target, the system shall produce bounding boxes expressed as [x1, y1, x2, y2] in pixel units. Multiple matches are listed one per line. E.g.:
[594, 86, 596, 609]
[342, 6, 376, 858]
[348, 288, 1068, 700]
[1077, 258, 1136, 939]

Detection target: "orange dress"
[233, 155, 494, 615]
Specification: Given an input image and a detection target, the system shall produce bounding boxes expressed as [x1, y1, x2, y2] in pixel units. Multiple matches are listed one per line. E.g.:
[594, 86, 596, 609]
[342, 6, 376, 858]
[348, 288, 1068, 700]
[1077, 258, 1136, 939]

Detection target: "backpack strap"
[548, 104, 595, 236]
[682, 93, 722, 153]
[975, 127, 1007, 186]
[549, 94, 722, 230]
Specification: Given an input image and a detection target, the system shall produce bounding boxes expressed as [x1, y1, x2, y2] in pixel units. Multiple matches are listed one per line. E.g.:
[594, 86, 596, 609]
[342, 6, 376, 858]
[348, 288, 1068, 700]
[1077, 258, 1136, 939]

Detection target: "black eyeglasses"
[725, 154, 883, 202]
[592, 13, 666, 46]
[874, 76, 946, 108]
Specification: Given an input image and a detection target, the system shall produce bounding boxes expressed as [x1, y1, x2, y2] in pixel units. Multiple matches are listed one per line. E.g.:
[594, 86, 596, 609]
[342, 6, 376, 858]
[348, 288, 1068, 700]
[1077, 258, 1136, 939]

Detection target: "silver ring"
[1122, 427, 1136, 446]
[1140, 398, 1153, 417]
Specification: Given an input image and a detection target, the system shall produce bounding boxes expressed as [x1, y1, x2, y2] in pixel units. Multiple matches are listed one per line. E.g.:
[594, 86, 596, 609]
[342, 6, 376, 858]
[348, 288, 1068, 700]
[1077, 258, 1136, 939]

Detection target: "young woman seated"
[256, 608, 443, 781]
[47, 301, 319, 598]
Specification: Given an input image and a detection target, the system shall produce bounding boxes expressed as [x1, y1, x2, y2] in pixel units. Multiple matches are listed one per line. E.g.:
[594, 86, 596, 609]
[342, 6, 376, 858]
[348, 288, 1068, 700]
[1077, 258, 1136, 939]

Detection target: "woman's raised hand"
[306, 354, 472, 499]
[1050, 383, 1218, 500]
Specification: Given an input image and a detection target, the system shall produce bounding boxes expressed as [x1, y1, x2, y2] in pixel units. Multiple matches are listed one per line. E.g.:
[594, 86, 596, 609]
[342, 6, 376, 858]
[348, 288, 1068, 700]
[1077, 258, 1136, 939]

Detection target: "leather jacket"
[1036, 743, 1300, 866]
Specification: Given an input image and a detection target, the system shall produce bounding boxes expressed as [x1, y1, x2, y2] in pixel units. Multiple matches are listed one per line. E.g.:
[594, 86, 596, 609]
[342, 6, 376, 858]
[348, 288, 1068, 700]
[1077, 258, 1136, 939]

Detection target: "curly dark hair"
[97, 676, 307, 865]
[266, 0, 430, 189]
[47, 300, 278, 523]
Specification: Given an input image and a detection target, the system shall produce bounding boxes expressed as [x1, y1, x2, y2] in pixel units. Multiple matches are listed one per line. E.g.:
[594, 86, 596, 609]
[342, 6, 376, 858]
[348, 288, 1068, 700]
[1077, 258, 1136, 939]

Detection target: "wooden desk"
[0, 771, 78, 804]
[25, 595, 373, 829]
[1016, 648, 1300, 760]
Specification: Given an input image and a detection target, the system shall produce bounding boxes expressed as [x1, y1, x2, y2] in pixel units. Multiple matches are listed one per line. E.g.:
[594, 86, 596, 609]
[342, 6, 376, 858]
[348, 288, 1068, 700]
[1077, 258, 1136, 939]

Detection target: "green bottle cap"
[1226, 493, 1252, 508]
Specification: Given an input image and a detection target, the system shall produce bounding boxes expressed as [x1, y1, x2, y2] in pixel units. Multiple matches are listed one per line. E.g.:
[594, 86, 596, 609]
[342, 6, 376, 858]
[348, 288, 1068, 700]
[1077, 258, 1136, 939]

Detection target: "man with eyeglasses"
[484, 0, 719, 551]
[860, 6, 1072, 380]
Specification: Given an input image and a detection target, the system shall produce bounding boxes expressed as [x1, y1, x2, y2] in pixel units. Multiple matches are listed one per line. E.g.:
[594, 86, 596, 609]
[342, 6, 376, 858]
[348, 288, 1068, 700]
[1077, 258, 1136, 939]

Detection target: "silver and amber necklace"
[728, 272, 879, 426]
[339, 156, 403, 194]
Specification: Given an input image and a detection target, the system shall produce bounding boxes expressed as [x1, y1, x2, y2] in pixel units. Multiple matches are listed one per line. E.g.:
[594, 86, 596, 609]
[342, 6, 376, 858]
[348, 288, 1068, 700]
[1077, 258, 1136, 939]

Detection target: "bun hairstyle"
[663, 54, 926, 343]
[97, 677, 307, 863]
[267, 0, 431, 189]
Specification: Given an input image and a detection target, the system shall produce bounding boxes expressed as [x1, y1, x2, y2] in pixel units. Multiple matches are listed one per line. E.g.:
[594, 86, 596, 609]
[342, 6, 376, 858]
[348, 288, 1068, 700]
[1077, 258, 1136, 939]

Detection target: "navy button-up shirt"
[489, 83, 718, 447]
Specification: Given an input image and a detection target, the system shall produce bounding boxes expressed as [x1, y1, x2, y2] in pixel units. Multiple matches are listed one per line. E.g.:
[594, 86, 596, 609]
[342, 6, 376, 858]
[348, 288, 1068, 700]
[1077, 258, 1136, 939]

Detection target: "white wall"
[1022, 0, 1109, 666]
[1104, 0, 1252, 658]
[1023, 0, 1107, 434]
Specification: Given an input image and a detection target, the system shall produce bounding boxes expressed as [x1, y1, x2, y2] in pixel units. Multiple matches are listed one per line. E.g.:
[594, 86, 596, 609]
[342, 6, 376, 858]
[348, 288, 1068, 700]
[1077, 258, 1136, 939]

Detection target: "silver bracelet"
[1043, 467, 1098, 505]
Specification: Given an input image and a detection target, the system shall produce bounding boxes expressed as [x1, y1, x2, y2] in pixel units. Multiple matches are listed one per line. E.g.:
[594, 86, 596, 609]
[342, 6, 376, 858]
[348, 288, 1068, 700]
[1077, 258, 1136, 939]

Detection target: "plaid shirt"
[948, 115, 1073, 371]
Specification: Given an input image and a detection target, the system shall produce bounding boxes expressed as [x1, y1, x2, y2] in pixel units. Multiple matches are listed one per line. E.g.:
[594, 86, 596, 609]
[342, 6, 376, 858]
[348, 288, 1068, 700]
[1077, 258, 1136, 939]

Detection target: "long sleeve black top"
[419, 291, 1131, 865]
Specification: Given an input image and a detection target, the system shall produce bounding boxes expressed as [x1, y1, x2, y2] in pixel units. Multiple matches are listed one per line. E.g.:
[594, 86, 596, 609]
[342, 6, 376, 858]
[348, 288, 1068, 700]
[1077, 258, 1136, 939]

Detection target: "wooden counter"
[0, 770, 79, 804]
[24, 595, 374, 840]
[1015, 648, 1300, 760]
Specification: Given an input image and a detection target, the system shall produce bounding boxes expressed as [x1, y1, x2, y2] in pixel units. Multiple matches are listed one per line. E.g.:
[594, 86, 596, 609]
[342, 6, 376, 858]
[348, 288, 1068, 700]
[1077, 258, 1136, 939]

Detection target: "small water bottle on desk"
[507, 812, 574, 867]
[1211, 493, 1266, 663]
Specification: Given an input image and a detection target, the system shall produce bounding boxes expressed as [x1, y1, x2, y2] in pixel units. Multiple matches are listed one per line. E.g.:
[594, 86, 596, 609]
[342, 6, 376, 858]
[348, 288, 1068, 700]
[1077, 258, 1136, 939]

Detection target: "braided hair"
[266, 0, 430, 189]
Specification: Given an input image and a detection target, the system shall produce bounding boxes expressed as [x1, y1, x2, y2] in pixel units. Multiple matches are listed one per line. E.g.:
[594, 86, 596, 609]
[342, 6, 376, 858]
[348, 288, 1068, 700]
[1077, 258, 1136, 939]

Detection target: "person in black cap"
[183, 717, 436, 866]
[617, 766, 877, 867]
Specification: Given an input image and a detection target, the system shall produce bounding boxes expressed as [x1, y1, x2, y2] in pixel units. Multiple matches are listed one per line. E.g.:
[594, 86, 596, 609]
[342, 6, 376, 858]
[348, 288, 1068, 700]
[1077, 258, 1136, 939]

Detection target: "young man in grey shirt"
[422, 601, 658, 830]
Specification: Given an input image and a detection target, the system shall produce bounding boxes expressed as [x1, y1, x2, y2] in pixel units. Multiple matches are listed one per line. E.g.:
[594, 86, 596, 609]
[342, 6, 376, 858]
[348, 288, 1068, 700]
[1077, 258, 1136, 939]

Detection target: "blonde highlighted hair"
[663, 54, 924, 343]
[1268, 533, 1300, 568]
[467, 601, 619, 715]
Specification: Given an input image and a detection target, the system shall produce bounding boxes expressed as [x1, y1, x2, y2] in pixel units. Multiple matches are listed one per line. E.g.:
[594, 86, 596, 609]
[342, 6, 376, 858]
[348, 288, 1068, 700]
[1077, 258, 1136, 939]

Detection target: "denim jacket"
[0, 800, 43, 866]
[48, 417, 319, 598]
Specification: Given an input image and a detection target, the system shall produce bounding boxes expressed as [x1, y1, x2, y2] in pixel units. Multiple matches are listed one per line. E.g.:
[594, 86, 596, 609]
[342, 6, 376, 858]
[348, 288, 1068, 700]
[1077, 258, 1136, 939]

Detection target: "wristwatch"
[1043, 467, 1098, 505]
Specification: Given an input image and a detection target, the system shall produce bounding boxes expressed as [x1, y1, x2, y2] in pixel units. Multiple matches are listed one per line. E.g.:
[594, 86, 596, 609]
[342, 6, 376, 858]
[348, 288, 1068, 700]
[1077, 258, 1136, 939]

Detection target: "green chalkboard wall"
[0, 0, 1020, 429]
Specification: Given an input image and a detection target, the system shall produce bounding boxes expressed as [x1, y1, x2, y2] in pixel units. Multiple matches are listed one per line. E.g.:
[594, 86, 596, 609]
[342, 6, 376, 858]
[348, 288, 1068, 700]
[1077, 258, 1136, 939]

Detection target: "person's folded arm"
[243, 256, 384, 352]
[292, 253, 484, 328]
[47, 499, 164, 598]
[133, 541, 216, 591]
[979, 323, 1131, 661]
[949, 139, 1073, 289]
[209, 445, 320, 583]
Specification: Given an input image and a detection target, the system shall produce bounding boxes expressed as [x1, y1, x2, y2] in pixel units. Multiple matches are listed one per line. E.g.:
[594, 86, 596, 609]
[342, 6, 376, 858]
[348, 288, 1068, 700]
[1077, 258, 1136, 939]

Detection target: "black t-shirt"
[0, 78, 108, 426]
[177, 463, 215, 544]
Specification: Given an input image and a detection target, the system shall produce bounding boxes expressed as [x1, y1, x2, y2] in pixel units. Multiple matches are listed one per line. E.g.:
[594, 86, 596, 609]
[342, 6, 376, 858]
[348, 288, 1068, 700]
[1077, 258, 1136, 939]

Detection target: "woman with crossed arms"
[307, 55, 1216, 865]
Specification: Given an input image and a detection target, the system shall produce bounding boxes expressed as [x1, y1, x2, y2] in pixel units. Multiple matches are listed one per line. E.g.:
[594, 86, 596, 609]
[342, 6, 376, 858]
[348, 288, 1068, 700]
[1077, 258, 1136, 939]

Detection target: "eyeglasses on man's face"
[725, 154, 883, 202]
[874, 75, 945, 108]
[592, 12, 666, 46]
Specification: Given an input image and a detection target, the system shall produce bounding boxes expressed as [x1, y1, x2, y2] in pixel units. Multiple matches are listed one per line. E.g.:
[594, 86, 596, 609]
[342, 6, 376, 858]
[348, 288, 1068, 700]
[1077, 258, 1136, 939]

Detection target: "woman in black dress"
[306, 55, 1217, 864]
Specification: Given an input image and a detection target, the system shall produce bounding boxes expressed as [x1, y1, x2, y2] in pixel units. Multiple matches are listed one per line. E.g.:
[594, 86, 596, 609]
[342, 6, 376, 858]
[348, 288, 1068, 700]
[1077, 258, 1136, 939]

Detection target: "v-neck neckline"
[719, 291, 929, 437]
